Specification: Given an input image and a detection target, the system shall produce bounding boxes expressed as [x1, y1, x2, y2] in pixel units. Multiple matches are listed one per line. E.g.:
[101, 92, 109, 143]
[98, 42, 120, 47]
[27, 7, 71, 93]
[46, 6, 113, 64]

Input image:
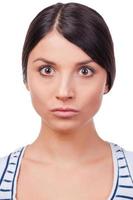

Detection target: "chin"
[46, 120, 82, 132]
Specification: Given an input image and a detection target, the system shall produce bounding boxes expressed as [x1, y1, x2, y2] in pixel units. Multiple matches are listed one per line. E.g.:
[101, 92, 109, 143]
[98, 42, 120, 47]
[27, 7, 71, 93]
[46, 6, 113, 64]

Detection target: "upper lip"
[51, 107, 79, 112]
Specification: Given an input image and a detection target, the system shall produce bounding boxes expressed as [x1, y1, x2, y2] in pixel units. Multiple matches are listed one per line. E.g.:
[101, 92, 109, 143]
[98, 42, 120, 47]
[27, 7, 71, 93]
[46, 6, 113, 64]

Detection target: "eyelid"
[38, 64, 96, 75]
[38, 65, 55, 76]
[39, 65, 54, 71]
[79, 65, 96, 72]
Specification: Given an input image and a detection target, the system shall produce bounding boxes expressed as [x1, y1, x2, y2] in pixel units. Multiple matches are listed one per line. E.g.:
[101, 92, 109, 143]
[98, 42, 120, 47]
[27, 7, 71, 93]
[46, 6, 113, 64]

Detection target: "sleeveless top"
[0, 141, 133, 200]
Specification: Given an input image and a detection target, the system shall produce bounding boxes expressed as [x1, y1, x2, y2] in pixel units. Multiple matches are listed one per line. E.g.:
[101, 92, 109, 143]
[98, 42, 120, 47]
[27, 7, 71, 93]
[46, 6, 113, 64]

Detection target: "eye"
[39, 65, 54, 76]
[79, 66, 95, 77]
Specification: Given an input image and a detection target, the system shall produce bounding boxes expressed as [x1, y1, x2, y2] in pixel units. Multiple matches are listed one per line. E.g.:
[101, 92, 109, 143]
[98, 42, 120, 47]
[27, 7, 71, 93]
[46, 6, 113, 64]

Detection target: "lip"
[51, 107, 79, 118]
[51, 107, 79, 112]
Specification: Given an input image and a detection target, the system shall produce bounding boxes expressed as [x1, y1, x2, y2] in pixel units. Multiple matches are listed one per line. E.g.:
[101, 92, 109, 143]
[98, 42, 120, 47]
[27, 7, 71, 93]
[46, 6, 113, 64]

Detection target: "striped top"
[0, 141, 133, 200]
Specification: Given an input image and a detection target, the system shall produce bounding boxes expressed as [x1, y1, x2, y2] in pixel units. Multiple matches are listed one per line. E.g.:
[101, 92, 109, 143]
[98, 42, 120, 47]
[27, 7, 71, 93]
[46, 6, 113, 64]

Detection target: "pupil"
[82, 68, 88, 75]
[45, 67, 51, 73]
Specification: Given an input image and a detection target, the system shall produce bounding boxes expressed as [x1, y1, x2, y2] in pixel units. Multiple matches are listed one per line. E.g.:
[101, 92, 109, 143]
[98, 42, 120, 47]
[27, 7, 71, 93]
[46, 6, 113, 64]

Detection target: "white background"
[0, 0, 133, 157]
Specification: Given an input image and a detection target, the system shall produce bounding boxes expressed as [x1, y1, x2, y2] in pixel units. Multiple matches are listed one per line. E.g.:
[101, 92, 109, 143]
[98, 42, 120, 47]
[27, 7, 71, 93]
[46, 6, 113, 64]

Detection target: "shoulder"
[0, 154, 10, 180]
[121, 145, 133, 165]
[0, 146, 25, 181]
[109, 141, 133, 178]
[121, 146, 133, 178]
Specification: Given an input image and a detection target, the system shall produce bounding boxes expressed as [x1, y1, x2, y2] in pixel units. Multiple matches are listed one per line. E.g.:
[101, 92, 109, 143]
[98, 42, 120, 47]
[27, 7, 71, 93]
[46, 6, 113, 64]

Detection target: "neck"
[26, 119, 108, 166]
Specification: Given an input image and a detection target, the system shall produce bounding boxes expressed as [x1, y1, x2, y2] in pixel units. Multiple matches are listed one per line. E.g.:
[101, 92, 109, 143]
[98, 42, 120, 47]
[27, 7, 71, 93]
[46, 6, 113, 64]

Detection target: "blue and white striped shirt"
[0, 141, 133, 200]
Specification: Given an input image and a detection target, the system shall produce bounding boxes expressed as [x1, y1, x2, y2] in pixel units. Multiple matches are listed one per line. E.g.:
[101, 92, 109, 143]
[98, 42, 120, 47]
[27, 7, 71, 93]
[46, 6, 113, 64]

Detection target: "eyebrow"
[33, 57, 94, 65]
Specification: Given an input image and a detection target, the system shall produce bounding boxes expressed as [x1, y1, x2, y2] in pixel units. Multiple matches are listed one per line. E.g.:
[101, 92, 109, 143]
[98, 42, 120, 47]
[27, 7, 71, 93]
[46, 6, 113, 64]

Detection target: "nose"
[56, 77, 75, 102]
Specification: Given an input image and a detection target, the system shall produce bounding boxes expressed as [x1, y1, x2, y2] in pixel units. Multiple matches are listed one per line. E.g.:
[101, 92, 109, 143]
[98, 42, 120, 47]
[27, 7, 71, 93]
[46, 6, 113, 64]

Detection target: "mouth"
[50, 107, 79, 118]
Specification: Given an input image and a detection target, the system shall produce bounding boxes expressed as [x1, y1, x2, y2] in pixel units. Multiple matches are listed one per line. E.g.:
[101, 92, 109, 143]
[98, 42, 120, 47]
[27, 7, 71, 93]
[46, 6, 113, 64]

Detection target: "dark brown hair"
[22, 2, 116, 92]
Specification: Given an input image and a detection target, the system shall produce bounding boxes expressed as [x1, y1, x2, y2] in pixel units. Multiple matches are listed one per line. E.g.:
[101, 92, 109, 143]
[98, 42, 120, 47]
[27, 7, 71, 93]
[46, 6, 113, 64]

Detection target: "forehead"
[29, 30, 93, 64]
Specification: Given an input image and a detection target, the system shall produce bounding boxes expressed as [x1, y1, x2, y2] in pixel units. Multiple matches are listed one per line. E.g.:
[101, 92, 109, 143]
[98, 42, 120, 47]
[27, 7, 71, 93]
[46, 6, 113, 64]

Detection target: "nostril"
[56, 95, 73, 101]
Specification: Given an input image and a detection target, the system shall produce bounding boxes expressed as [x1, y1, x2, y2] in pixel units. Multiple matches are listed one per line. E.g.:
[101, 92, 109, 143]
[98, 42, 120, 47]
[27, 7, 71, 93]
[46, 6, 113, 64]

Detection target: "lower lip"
[52, 111, 79, 118]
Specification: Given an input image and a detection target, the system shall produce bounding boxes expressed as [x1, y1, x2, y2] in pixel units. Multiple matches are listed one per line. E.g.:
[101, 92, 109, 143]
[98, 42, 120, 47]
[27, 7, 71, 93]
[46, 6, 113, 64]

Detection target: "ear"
[25, 82, 30, 91]
[103, 84, 109, 94]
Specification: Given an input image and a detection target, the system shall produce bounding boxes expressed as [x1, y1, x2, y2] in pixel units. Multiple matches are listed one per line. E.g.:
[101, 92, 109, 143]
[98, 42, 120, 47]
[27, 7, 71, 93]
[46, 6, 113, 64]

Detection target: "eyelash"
[38, 65, 96, 77]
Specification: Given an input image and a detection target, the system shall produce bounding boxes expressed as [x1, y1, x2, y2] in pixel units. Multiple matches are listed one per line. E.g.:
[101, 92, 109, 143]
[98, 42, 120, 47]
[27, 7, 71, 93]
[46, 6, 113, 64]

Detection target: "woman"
[0, 2, 133, 200]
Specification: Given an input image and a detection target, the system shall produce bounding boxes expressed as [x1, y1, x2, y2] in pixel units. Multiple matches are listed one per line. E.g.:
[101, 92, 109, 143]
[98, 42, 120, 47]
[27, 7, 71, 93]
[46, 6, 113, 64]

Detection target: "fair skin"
[16, 30, 113, 199]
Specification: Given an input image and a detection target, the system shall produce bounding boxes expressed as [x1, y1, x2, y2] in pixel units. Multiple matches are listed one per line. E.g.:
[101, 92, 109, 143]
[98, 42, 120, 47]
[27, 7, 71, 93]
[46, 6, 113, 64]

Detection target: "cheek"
[90, 90, 103, 109]
[81, 83, 104, 118]
[28, 80, 48, 117]
[26, 68, 55, 119]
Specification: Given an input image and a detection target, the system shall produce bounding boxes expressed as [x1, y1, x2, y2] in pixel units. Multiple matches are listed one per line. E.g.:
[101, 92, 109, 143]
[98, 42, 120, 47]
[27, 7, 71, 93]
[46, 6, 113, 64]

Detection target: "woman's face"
[26, 30, 108, 132]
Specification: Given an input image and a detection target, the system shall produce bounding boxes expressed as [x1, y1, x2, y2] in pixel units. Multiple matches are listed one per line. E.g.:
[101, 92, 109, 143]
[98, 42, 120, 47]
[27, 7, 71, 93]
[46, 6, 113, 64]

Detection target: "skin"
[24, 29, 110, 166]
[16, 29, 114, 199]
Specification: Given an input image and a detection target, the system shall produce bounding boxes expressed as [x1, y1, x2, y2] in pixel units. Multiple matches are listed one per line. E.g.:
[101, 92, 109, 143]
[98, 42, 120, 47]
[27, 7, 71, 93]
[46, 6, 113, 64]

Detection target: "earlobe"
[25, 82, 30, 91]
[104, 85, 109, 94]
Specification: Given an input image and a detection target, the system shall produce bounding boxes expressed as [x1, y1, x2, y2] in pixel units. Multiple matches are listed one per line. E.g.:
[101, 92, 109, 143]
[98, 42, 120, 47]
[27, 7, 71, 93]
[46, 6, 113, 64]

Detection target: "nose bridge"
[56, 72, 74, 99]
